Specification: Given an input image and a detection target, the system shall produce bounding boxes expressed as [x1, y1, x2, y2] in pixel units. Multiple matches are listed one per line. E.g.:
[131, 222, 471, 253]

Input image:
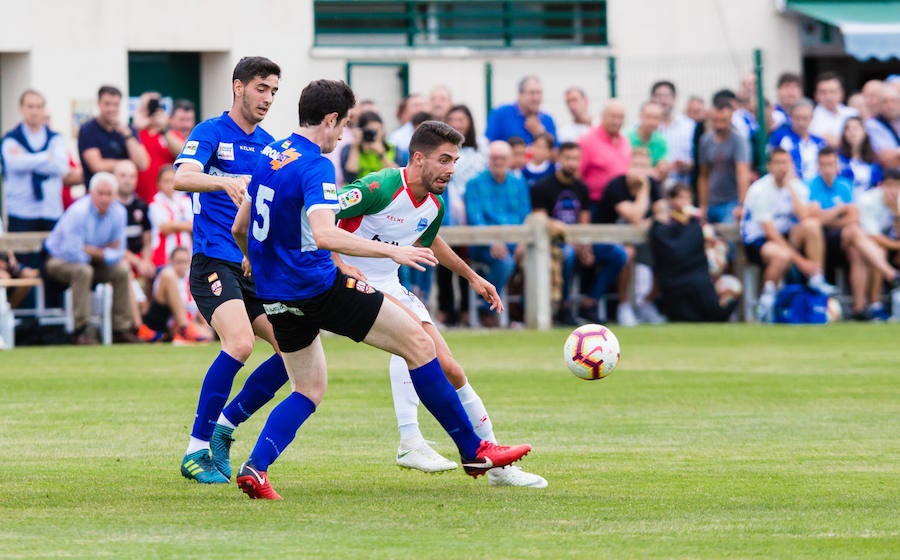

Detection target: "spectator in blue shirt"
[465, 140, 531, 325]
[44, 172, 138, 344]
[769, 98, 828, 182]
[485, 76, 557, 146]
[77, 85, 149, 188]
[808, 147, 900, 320]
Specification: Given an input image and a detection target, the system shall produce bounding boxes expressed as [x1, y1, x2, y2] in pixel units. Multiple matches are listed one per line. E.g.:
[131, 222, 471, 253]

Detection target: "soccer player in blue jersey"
[230, 79, 532, 500]
[172, 56, 290, 484]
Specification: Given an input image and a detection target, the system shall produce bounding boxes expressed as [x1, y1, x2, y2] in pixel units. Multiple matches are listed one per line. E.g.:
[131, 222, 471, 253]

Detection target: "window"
[314, 1, 607, 48]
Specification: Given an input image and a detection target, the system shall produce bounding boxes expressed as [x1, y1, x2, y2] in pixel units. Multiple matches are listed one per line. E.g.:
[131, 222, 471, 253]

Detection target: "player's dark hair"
[818, 146, 837, 159]
[411, 111, 432, 128]
[357, 110, 383, 130]
[409, 120, 463, 157]
[777, 72, 802, 88]
[157, 164, 175, 182]
[839, 116, 876, 164]
[558, 141, 580, 154]
[18, 89, 44, 106]
[768, 147, 790, 161]
[172, 99, 195, 114]
[98, 85, 122, 100]
[297, 79, 356, 127]
[651, 80, 676, 97]
[532, 132, 555, 148]
[445, 104, 478, 149]
[712, 89, 736, 106]
[232, 56, 281, 85]
[815, 71, 842, 88]
[667, 182, 692, 199]
[507, 136, 526, 149]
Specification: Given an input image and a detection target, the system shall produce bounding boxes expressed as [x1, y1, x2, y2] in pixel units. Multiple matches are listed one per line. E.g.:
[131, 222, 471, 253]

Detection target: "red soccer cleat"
[461, 441, 532, 478]
[236, 463, 282, 500]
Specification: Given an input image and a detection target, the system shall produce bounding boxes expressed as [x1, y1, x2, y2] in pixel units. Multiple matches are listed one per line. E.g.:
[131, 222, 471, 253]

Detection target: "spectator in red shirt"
[578, 99, 631, 205]
[135, 95, 194, 203]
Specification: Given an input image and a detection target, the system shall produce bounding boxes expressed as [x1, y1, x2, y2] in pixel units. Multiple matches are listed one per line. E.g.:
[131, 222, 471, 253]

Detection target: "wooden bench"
[440, 216, 748, 330]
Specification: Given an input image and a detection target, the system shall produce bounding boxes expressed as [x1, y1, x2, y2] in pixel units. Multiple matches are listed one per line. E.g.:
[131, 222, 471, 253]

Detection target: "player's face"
[157, 168, 175, 196]
[420, 142, 459, 195]
[768, 153, 791, 181]
[791, 105, 812, 135]
[90, 182, 116, 215]
[557, 147, 581, 178]
[20, 92, 46, 129]
[170, 108, 196, 136]
[818, 154, 838, 182]
[238, 74, 279, 124]
[98, 93, 121, 125]
[170, 250, 191, 277]
[322, 115, 349, 154]
[113, 163, 137, 197]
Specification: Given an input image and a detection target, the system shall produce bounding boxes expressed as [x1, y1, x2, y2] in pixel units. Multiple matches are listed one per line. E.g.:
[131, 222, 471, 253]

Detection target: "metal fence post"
[485, 61, 493, 114]
[753, 48, 767, 176]
[607, 56, 617, 99]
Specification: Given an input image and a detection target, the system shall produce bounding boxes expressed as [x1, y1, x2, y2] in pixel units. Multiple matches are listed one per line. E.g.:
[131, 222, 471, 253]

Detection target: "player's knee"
[222, 335, 255, 362]
[402, 327, 436, 365]
[442, 359, 466, 387]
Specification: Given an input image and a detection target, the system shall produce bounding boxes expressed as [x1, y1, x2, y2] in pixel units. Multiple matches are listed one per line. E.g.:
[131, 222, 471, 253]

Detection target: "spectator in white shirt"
[651, 80, 695, 185]
[557, 86, 593, 143]
[810, 71, 858, 147]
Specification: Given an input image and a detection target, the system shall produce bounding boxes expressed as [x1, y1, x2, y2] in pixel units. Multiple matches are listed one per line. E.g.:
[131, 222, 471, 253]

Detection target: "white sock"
[216, 413, 236, 430]
[185, 436, 209, 455]
[389, 354, 422, 444]
[808, 273, 825, 287]
[456, 382, 496, 443]
[763, 281, 777, 296]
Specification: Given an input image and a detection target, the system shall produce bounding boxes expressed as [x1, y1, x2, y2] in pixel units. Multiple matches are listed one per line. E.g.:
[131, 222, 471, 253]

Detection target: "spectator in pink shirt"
[578, 100, 631, 204]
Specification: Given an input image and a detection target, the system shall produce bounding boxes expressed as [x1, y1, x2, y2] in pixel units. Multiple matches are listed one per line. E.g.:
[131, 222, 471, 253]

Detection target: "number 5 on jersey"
[252, 185, 275, 242]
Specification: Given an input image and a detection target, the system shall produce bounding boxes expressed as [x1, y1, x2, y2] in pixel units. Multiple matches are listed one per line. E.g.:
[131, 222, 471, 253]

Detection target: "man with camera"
[134, 94, 194, 203]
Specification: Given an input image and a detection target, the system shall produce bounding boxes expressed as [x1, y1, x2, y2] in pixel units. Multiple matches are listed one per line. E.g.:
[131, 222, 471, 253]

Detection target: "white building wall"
[0, 0, 801, 152]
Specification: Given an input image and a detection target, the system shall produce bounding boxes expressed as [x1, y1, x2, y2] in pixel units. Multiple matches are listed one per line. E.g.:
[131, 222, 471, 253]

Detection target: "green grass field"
[2, 324, 898, 559]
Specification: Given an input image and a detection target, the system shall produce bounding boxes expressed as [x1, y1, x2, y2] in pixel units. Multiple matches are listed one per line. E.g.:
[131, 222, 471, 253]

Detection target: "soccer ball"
[563, 324, 620, 380]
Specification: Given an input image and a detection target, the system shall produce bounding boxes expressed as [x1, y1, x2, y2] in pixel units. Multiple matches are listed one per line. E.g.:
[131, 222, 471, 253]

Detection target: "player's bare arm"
[308, 210, 438, 271]
[174, 162, 250, 207]
[430, 235, 502, 312]
[231, 198, 253, 276]
[330, 253, 367, 281]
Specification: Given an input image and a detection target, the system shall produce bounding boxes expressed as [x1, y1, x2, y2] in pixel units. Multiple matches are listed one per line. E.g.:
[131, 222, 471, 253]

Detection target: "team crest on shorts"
[208, 272, 222, 296]
[345, 277, 375, 294]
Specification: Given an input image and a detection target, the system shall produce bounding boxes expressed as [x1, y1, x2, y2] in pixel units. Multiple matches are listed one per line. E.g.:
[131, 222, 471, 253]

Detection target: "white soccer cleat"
[616, 302, 639, 327]
[396, 441, 458, 473]
[487, 465, 548, 488]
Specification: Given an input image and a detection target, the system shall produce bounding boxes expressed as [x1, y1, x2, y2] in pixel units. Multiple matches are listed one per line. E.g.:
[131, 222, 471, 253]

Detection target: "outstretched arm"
[430, 235, 503, 312]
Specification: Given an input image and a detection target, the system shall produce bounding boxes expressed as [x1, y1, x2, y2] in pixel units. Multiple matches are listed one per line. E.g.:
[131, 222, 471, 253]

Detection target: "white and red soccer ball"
[563, 324, 620, 380]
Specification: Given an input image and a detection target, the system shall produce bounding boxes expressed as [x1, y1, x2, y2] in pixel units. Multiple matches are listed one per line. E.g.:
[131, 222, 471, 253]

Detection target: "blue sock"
[408, 358, 481, 459]
[191, 351, 244, 441]
[248, 392, 316, 471]
[221, 353, 288, 426]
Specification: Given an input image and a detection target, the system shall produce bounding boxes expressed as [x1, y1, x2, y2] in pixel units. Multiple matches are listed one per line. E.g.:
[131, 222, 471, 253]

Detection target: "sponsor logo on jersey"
[386, 215, 404, 223]
[366, 180, 381, 192]
[268, 147, 301, 171]
[323, 182, 337, 200]
[183, 140, 199, 156]
[217, 142, 235, 161]
[416, 217, 428, 232]
[338, 188, 362, 210]
[239, 145, 255, 152]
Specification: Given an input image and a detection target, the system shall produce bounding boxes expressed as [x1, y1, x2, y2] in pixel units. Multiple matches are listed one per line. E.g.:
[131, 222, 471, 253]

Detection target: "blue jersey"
[247, 133, 340, 300]
[807, 175, 854, 210]
[175, 112, 273, 263]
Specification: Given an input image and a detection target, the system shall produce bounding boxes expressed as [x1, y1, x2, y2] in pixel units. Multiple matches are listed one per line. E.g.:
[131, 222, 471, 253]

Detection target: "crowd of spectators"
[5, 68, 900, 344]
